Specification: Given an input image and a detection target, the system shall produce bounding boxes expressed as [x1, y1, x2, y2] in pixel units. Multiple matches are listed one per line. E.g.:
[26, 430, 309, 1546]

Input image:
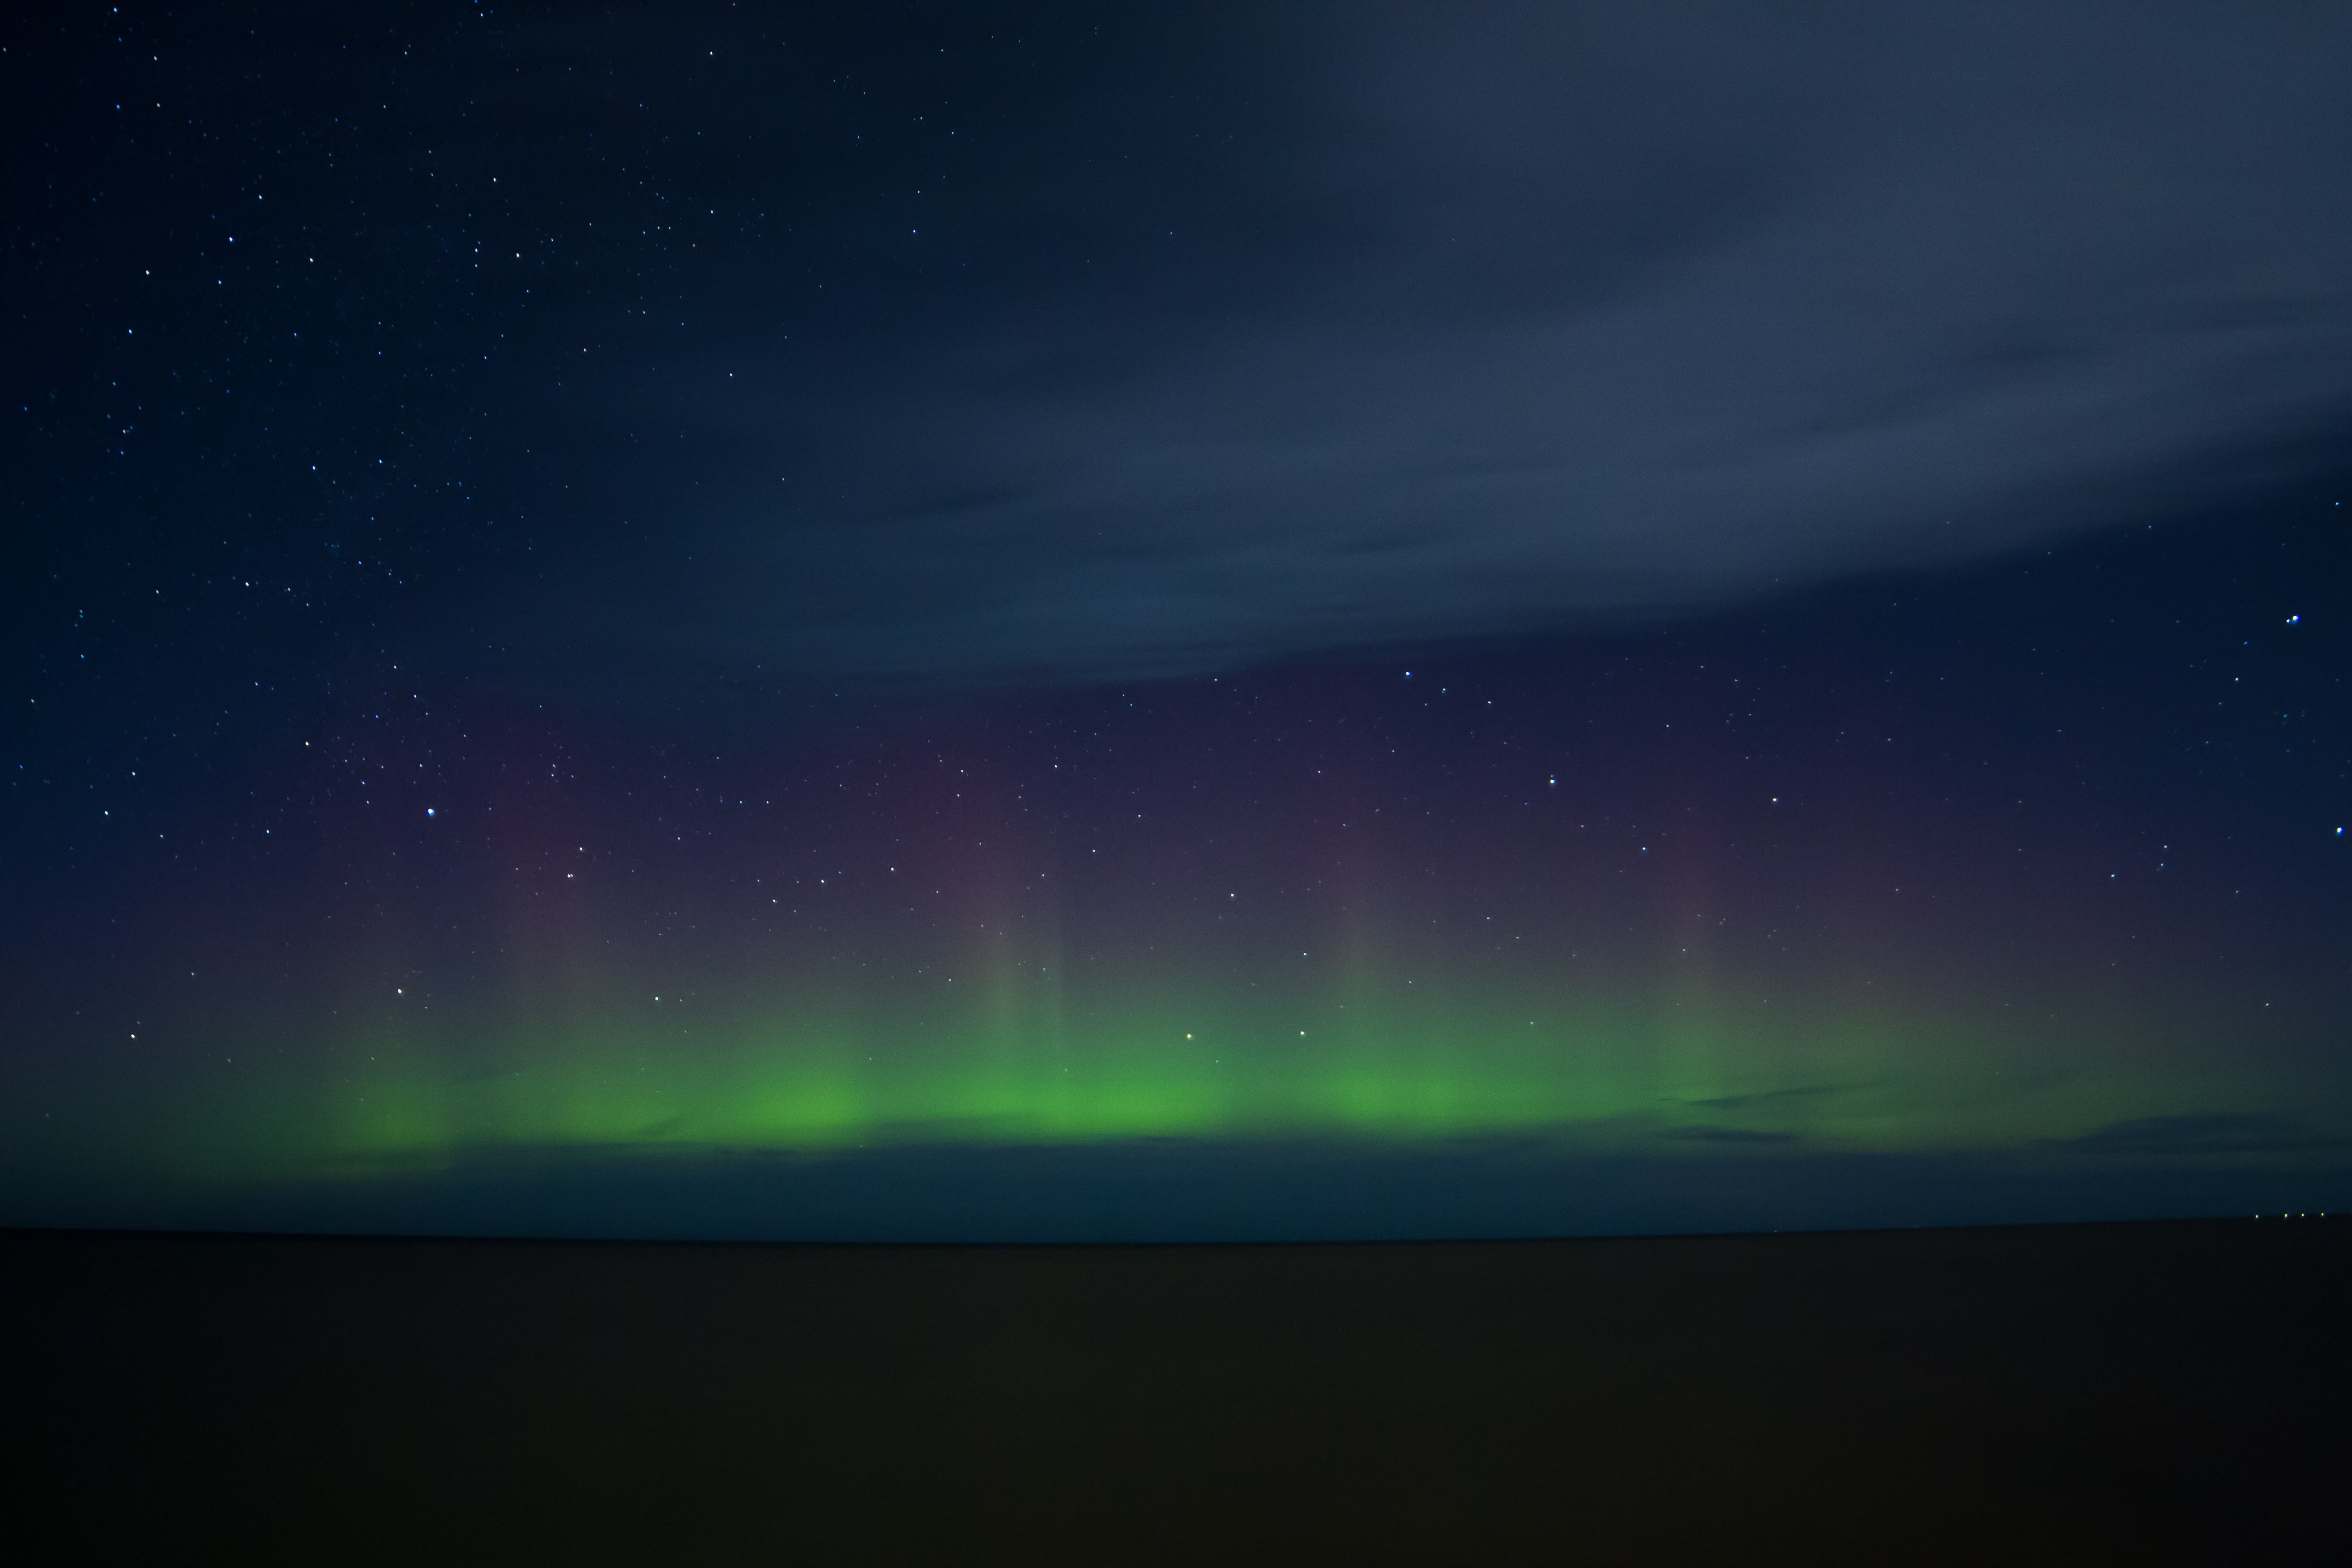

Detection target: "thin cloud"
[376, 5, 2352, 688]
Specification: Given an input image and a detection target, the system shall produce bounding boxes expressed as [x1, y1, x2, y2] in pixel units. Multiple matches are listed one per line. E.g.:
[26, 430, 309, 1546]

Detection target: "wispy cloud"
[307, 4, 2352, 690]
[2059, 1114, 2348, 1158]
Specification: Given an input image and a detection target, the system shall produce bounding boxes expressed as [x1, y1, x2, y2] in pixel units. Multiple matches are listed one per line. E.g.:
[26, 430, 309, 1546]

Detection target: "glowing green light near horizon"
[148, 971, 2298, 1185]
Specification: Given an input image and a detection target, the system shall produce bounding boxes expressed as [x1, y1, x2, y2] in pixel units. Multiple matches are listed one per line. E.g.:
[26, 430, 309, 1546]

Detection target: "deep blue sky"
[6, 3, 2349, 1238]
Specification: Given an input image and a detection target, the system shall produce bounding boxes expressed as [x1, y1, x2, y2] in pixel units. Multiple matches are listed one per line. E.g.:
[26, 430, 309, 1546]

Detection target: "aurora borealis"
[13, 518, 2350, 1236]
[7, 4, 2352, 1239]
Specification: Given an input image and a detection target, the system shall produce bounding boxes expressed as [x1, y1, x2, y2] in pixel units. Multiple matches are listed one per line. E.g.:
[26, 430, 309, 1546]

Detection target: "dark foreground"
[6, 1218, 2346, 1564]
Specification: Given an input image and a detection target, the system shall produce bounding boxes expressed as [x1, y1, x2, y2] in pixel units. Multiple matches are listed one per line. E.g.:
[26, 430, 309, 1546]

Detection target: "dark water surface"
[7, 1218, 2345, 1563]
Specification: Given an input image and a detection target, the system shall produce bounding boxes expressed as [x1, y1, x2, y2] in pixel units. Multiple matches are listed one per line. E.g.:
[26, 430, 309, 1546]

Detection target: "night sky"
[7, 2, 2350, 1240]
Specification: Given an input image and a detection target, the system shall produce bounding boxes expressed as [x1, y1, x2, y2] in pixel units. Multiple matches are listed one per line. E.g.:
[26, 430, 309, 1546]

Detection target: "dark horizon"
[8, 1217, 2348, 1563]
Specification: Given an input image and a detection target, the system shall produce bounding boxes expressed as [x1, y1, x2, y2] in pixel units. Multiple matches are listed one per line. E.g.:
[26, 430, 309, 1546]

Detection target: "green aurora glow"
[131, 970, 2310, 1185]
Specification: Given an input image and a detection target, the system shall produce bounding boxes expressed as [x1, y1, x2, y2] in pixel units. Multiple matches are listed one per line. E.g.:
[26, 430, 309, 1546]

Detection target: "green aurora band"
[138, 968, 2308, 1186]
